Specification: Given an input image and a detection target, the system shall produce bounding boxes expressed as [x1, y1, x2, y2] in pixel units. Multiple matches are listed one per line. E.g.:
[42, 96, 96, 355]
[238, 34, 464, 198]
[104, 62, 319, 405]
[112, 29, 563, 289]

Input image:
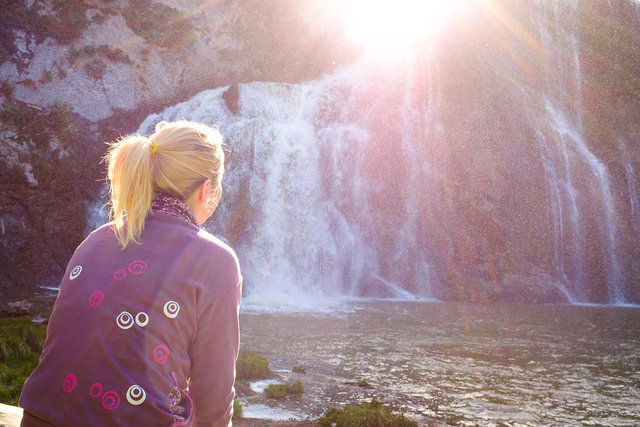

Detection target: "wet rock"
[0, 299, 32, 317]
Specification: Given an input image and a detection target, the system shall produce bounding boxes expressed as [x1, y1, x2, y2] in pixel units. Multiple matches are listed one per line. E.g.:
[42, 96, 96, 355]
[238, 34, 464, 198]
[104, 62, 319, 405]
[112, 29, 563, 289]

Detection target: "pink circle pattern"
[62, 374, 76, 393]
[62, 258, 155, 413]
[127, 260, 147, 275]
[113, 269, 127, 281]
[152, 344, 170, 365]
[101, 391, 120, 410]
[88, 290, 104, 308]
[90, 382, 103, 398]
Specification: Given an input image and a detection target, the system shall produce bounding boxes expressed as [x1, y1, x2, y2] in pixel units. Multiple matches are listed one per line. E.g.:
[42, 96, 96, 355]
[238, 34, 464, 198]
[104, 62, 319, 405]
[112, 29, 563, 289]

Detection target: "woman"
[20, 120, 242, 426]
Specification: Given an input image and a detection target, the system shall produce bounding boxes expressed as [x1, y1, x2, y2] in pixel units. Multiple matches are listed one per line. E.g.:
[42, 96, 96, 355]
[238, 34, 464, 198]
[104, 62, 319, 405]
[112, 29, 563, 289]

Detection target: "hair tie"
[150, 139, 158, 154]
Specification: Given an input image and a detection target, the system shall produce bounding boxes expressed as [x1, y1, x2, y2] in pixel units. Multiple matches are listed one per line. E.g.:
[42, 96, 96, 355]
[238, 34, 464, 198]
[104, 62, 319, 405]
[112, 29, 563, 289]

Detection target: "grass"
[264, 380, 304, 399]
[233, 399, 243, 420]
[319, 398, 418, 427]
[0, 317, 46, 405]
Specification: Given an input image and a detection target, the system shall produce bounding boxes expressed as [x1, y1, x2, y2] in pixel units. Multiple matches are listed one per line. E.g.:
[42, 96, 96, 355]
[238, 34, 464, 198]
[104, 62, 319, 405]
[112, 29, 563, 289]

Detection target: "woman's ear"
[198, 179, 211, 203]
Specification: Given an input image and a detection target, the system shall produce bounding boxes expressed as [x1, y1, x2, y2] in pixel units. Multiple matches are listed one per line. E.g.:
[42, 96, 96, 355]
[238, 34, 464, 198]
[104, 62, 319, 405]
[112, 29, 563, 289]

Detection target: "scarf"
[151, 193, 200, 227]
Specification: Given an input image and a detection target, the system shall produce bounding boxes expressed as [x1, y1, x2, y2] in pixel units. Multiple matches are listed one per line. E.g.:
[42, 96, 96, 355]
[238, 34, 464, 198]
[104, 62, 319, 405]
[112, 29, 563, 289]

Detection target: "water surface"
[238, 301, 640, 425]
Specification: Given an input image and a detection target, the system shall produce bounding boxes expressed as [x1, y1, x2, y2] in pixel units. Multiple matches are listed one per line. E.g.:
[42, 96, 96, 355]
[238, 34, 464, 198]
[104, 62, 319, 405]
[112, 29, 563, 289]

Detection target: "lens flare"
[345, 0, 462, 51]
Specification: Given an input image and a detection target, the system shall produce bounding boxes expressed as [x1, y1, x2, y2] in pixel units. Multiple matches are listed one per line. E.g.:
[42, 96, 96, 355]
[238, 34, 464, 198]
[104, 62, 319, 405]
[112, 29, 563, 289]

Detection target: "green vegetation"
[69, 45, 132, 65]
[264, 383, 287, 399]
[319, 399, 418, 427]
[68, 44, 133, 81]
[0, 0, 91, 62]
[0, 317, 46, 405]
[235, 349, 271, 380]
[123, 0, 196, 52]
[292, 365, 306, 374]
[232, 399, 243, 420]
[0, 94, 104, 296]
[264, 380, 304, 400]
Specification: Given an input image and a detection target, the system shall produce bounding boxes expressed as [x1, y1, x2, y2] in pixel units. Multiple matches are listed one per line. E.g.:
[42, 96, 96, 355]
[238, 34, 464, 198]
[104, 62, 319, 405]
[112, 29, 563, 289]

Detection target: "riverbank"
[3, 301, 638, 425]
[238, 301, 640, 426]
[0, 404, 318, 427]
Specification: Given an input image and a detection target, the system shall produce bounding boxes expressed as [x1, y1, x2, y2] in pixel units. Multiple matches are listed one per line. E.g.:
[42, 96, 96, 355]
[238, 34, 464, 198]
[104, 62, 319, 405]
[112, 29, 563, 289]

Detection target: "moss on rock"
[318, 398, 418, 427]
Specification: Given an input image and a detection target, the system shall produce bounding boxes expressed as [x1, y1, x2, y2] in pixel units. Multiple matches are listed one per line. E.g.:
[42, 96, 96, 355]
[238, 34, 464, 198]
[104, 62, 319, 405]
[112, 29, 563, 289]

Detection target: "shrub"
[236, 349, 271, 380]
[286, 380, 304, 395]
[264, 380, 304, 399]
[232, 399, 243, 420]
[292, 365, 306, 374]
[264, 383, 287, 399]
[318, 398, 418, 427]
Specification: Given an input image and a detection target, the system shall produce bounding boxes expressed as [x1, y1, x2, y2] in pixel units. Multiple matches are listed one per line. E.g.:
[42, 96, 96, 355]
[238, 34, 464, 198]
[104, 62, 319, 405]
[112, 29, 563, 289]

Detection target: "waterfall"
[621, 144, 640, 239]
[126, 1, 639, 307]
[139, 57, 443, 307]
[528, 0, 624, 303]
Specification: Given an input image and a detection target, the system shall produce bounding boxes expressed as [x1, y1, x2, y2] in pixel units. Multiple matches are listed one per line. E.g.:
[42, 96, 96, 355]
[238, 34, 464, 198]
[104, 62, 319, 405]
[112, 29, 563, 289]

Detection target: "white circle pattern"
[69, 265, 83, 280]
[126, 385, 146, 405]
[163, 301, 180, 318]
[135, 312, 149, 327]
[116, 311, 134, 329]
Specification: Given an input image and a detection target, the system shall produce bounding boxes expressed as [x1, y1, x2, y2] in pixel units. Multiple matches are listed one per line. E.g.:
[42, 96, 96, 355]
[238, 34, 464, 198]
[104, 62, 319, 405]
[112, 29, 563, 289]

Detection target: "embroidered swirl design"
[101, 391, 120, 410]
[152, 344, 170, 365]
[113, 269, 127, 281]
[88, 290, 104, 308]
[90, 382, 103, 398]
[62, 374, 76, 393]
[135, 312, 149, 327]
[116, 311, 134, 330]
[163, 301, 180, 319]
[127, 260, 147, 275]
[69, 265, 82, 280]
[126, 385, 146, 406]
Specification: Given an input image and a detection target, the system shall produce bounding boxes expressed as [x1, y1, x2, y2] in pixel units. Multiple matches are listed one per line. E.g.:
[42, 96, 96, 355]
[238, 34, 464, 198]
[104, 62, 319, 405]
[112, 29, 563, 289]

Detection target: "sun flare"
[345, 0, 462, 50]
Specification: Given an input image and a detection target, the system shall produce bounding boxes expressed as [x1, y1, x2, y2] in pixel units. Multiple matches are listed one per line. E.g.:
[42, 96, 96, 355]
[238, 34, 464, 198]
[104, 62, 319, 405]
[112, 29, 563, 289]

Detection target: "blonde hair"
[105, 120, 224, 249]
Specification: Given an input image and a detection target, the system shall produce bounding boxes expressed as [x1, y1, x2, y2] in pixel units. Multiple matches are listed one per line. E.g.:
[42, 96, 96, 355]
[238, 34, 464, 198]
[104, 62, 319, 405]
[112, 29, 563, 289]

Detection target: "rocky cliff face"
[0, 0, 352, 307]
[1, 0, 639, 311]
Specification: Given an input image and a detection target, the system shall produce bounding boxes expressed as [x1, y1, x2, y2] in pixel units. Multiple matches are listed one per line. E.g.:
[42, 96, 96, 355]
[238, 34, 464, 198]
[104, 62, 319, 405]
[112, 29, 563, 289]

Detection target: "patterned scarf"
[151, 193, 200, 227]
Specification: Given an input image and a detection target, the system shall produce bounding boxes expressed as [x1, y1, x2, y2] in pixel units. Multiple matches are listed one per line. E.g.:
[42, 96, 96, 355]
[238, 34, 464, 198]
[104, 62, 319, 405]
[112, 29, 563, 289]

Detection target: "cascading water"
[130, 0, 639, 307]
[621, 144, 640, 239]
[140, 58, 443, 307]
[527, 0, 625, 303]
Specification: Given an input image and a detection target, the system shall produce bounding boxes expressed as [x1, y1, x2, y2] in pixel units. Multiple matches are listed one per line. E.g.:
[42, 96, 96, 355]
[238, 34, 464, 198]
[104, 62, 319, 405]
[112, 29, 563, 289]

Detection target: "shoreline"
[0, 404, 318, 427]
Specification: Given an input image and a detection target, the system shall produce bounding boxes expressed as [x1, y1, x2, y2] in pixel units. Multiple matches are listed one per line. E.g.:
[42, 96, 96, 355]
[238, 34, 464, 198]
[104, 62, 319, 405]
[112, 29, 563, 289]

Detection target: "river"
[238, 301, 640, 426]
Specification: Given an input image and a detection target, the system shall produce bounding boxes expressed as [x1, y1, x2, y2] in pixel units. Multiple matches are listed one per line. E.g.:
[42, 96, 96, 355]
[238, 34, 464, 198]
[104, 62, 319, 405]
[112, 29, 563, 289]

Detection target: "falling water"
[139, 57, 444, 306]
[129, 1, 639, 306]
[529, 0, 624, 303]
[621, 144, 640, 239]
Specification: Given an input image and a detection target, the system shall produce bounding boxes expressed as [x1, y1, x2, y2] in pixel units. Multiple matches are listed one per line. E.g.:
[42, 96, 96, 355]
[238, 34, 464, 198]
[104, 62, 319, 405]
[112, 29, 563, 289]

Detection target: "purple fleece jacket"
[20, 212, 242, 426]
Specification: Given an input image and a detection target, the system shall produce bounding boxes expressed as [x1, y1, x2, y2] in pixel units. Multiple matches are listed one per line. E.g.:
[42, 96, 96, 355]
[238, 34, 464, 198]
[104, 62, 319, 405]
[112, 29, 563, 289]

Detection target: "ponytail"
[105, 120, 225, 249]
[106, 136, 155, 249]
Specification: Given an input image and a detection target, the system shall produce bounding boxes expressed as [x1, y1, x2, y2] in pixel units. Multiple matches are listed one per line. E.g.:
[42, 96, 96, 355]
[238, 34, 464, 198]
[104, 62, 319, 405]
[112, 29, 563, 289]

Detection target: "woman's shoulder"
[148, 212, 241, 272]
[196, 228, 237, 258]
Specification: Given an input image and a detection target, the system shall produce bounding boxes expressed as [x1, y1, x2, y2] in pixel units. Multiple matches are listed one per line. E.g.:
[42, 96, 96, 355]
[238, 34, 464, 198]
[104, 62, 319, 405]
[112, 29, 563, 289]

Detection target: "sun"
[344, 0, 462, 50]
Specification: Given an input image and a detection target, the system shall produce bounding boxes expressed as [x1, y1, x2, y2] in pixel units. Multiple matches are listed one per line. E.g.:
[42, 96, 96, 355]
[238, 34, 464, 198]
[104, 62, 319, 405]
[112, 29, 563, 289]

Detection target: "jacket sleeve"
[189, 280, 242, 426]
